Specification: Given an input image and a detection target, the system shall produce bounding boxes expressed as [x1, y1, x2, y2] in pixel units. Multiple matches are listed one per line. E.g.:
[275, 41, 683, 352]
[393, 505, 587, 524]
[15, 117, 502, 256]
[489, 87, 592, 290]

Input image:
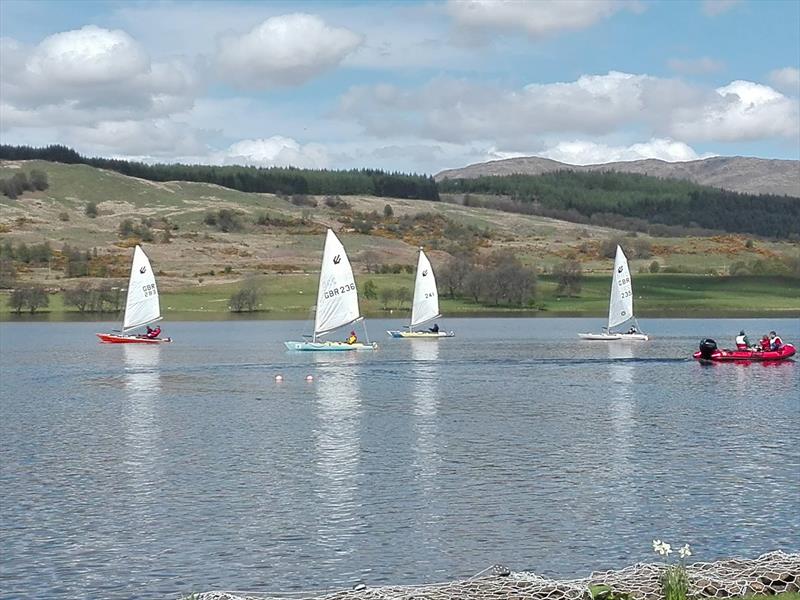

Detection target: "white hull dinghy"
[284, 229, 377, 352]
[578, 245, 649, 341]
[387, 248, 454, 339]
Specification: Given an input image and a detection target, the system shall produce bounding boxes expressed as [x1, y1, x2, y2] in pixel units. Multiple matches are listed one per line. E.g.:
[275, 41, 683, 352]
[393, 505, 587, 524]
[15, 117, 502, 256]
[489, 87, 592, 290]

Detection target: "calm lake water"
[1, 318, 798, 600]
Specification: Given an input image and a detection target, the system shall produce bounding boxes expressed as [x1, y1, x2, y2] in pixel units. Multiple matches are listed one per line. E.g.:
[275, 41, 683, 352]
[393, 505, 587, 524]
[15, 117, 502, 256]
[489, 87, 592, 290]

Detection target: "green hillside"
[1, 160, 798, 318]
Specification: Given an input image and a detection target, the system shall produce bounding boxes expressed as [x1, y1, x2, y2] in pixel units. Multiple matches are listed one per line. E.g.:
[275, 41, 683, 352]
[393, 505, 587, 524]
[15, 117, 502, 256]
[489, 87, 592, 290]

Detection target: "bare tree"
[554, 260, 583, 297]
[64, 281, 94, 312]
[229, 278, 263, 312]
[438, 255, 472, 298]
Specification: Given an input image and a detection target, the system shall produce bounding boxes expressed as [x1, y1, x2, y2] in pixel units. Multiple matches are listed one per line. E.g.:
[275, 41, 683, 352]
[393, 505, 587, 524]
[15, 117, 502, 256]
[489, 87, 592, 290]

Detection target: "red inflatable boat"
[694, 338, 795, 362]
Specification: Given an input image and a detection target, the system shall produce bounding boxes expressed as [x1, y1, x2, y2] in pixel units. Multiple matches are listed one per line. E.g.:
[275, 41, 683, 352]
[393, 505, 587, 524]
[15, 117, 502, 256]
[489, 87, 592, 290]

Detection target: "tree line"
[440, 170, 800, 239]
[437, 250, 538, 307]
[0, 144, 439, 201]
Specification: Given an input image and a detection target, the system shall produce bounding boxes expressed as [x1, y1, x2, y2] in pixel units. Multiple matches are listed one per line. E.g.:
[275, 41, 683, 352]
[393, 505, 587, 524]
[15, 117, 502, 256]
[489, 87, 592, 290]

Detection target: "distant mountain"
[436, 156, 800, 198]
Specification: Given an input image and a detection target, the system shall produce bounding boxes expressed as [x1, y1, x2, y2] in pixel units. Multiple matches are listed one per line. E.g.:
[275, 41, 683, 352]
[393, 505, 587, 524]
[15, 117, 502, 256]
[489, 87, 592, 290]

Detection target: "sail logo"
[333, 255, 341, 265]
[617, 266, 624, 273]
[140, 266, 147, 274]
[422, 269, 428, 276]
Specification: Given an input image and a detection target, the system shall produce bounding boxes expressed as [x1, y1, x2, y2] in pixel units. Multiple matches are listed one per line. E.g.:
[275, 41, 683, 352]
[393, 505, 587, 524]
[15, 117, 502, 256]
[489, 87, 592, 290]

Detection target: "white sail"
[410, 249, 440, 329]
[607, 245, 634, 330]
[123, 245, 161, 332]
[313, 229, 361, 338]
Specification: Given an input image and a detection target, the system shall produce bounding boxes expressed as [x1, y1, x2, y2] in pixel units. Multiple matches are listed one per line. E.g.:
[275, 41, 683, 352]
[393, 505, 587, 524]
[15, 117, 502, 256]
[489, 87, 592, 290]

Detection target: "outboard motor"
[699, 338, 718, 359]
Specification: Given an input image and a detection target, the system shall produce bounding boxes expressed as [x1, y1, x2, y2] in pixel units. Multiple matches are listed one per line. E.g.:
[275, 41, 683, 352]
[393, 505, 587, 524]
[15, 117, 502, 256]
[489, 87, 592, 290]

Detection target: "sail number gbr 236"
[323, 282, 355, 299]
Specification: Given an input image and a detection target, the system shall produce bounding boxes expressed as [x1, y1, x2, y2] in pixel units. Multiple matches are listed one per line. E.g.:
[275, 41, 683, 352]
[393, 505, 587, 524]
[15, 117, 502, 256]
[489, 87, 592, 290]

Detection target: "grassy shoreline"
[3, 273, 800, 321]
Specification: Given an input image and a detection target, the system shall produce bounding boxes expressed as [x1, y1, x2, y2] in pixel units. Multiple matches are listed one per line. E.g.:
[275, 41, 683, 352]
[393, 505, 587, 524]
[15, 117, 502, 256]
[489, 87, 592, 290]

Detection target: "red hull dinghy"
[96, 333, 172, 344]
[694, 338, 796, 362]
[97, 245, 172, 344]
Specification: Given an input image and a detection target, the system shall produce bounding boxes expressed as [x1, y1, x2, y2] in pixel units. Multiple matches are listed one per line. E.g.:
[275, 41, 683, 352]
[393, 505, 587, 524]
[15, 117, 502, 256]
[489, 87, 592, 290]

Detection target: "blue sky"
[1, 0, 798, 174]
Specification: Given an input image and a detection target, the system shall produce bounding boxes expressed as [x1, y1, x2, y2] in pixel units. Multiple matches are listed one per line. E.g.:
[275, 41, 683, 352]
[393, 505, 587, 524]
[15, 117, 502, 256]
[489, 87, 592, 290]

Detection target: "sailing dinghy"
[387, 248, 453, 338]
[96, 245, 172, 344]
[578, 245, 648, 341]
[284, 229, 377, 351]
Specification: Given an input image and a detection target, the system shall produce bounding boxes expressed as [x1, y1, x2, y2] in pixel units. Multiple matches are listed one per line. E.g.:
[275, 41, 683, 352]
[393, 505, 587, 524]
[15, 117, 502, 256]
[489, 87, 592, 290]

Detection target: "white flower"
[679, 544, 692, 559]
[653, 539, 663, 553]
[662, 543, 672, 556]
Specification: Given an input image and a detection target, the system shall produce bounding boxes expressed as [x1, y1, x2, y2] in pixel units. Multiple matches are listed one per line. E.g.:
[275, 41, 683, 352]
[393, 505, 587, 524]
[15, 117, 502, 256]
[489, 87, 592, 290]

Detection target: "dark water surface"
[1, 318, 798, 600]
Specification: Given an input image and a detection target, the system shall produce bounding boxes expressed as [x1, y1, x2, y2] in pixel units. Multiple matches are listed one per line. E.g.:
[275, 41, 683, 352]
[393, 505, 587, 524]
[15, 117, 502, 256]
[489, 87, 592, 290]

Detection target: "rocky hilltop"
[436, 156, 800, 198]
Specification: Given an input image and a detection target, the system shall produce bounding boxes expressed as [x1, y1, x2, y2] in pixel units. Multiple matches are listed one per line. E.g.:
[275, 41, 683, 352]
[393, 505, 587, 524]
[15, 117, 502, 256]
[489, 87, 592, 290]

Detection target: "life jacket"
[771, 336, 783, 350]
[735, 334, 747, 350]
[346, 335, 357, 345]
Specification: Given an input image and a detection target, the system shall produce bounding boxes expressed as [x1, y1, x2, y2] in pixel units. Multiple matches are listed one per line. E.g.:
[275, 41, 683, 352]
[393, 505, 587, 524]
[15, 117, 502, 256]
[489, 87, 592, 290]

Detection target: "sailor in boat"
[759, 334, 771, 351]
[735, 330, 751, 350]
[429, 323, 440, 333]
[346, 330, 357, 345]
[143, 325, 161, 339]
[769, 331, 783, 351]
[627, 326, 638, 335]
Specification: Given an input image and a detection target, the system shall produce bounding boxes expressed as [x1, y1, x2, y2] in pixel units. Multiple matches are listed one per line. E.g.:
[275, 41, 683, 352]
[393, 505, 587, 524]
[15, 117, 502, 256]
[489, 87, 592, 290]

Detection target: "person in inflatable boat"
[759, 334, 771, 351]
[735, 330, 751, 350]
[346, 330, 357, 345]
[769, 331, 783, 351]
[145, 325, 161, 339]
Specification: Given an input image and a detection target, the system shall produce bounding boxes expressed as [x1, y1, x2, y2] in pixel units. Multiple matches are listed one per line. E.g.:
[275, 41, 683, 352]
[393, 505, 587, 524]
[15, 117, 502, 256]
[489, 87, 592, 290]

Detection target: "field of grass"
[2, 273, 798, 319]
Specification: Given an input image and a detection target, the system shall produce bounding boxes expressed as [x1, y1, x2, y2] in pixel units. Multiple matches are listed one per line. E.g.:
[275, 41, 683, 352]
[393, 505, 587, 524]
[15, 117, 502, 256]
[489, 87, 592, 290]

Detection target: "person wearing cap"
[735, 330, 751, 350]
[346, 330, 357, 345]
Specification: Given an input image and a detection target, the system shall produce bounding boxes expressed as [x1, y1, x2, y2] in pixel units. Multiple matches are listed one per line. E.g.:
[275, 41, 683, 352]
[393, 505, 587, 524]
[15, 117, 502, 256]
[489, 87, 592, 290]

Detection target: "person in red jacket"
[759, 334, 771, 351]
[145, 325, 161, 339]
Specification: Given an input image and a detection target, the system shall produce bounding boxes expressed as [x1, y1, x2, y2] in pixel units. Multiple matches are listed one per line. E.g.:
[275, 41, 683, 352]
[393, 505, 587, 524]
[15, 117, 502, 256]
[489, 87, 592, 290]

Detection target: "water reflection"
[607, 343, 634, 477]
[312, 353, 361, 557]
[122, 344, 163, 510]
[411, 341, 441, 485]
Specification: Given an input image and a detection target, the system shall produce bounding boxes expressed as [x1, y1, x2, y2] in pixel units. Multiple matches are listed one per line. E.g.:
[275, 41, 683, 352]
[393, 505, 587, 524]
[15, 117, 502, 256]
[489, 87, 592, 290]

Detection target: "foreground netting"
[196, 550, 799, 600]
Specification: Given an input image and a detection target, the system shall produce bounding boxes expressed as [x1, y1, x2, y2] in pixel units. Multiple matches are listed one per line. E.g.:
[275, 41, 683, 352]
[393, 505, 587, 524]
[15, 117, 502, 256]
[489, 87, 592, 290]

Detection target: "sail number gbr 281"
[323, 282, 355, 299]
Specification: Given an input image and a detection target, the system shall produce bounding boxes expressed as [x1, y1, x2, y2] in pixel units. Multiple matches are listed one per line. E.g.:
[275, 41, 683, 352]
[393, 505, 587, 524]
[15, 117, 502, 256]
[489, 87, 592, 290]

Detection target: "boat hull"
[578, 332, 649, 341]
[97, 333, 172, 344]
[387, 330, 455, 338]
[284, 340, 378, 351]
[693, 344, 795, 362]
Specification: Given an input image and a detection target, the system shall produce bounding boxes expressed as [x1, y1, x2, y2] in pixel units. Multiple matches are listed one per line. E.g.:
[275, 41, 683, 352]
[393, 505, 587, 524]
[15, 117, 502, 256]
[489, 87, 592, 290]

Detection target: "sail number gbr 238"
[323, 282, 355, 299]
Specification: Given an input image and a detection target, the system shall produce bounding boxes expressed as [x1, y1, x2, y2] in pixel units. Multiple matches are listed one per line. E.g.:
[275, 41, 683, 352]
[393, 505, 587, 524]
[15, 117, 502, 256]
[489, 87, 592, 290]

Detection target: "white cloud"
[667, 56, 724, 75]
[701, 0, 741, 17]
[671, 80, 799, 142]
[0, 26, 197, 129]
[536, 138, 714, 165]
[27, 25, 149, 85]
[444, 0, 637, 39]
[768, 67, 800, 95]
[216, 13, 362, 87]
[337, 71, 798, 148]
[222, 137, 330, 168]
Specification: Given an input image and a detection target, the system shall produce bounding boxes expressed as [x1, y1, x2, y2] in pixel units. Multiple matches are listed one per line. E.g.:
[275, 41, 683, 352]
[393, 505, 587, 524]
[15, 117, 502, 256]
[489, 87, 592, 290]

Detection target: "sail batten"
[313, 229, 361, 338]
[122, 245, 161, 331]
[607, 245, 635, 331]
[409, 249, 440, 329]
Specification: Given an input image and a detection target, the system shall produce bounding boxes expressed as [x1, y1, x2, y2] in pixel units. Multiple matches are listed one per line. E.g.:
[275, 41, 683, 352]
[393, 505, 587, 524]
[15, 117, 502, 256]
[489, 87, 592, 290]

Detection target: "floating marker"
[305, 375, 314, 382]
[275, 374, 283, 382]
